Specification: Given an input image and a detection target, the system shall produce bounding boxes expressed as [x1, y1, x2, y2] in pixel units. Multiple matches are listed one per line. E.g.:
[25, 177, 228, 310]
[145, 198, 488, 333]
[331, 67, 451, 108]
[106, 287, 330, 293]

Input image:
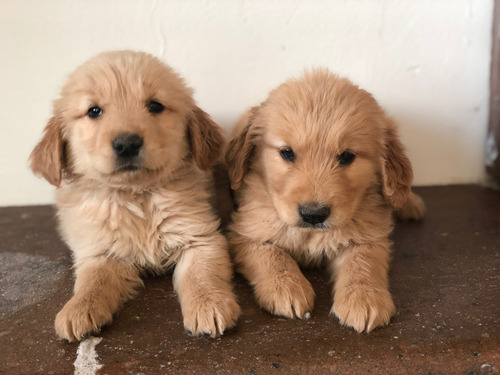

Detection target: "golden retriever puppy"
[29, 51, 240, 341]
[225, 70, 425, 332]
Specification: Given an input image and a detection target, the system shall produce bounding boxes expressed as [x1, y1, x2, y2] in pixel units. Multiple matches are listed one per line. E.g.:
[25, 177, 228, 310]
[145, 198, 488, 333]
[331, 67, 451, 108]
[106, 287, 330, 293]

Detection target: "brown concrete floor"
[0, 185, 499, 375]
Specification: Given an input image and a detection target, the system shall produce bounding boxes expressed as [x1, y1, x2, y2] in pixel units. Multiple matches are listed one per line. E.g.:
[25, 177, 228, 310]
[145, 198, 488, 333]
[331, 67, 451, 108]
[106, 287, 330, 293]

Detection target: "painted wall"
[0, 0, 493, 206]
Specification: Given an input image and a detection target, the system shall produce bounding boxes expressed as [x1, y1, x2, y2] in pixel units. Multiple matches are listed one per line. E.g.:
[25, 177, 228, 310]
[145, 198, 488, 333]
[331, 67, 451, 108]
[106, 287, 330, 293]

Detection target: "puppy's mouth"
[296, 221, 330, 230]
[114, 164, 141, 173]
[113, 160, 143, 174]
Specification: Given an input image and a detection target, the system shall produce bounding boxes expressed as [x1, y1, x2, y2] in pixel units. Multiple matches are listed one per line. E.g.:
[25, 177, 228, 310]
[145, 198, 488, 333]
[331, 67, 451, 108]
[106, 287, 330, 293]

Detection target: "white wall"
[0, 0, 493, 206]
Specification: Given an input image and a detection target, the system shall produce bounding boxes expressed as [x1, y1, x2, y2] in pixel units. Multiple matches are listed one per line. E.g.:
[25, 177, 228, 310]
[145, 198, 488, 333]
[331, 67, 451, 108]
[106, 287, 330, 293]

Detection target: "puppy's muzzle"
[112, 133, 143, 158]
[298, 202, 330, 226]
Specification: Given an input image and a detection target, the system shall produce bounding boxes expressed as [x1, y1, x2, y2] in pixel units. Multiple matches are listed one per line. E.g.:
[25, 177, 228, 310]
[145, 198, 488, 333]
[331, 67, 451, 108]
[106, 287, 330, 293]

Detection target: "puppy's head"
[30, 51, 224, 187]
[226, 69, 412, 229]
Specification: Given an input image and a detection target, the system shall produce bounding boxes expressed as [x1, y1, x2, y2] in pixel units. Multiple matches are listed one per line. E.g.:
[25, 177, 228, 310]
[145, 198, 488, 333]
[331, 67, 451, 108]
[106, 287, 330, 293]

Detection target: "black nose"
[299, 202, 330, 225]
[112, 133, 143, 158]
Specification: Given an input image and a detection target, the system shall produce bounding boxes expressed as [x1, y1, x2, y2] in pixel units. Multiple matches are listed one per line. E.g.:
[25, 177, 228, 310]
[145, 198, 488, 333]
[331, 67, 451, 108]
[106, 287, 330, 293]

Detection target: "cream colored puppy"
[30, 51, 240, 341]
[225, 70, 425, 332]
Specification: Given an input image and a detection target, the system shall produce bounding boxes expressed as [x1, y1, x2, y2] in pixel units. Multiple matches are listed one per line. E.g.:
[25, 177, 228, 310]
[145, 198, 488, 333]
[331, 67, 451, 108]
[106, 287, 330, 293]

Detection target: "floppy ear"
[381, 122, 413, 210]
[29, 116, 64, 187]
[225, 109, 258, 190]
[187, 106, 225, 170]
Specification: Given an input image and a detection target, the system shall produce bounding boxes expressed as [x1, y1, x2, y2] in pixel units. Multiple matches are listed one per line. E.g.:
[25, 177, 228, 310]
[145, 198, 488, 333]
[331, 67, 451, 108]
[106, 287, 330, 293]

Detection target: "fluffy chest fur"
[231, 173, 393, 267]
[56, 175, 219, 270]
[232, 203, 347, 266]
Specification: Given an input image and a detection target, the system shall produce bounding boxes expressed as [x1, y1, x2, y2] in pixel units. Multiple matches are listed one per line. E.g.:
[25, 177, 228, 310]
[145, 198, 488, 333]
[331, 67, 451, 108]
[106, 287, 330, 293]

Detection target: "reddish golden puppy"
[30, 51, 240, 341]
[225, 70, 425, 332]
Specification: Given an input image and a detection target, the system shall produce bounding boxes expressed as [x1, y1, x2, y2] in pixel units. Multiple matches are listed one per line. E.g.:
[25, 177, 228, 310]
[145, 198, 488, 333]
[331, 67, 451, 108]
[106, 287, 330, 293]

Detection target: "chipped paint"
[485, 130, 498, 167]
[74, 337, 103, 375]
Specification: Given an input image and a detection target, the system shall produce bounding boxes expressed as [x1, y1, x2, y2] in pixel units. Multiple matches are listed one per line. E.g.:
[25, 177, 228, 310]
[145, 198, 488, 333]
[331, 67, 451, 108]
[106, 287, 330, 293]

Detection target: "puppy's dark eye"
[87, 106, 103, 119]
[338, 151, 356, 166]
[279, 147, 295, 162]
[147, 100, 165, 114]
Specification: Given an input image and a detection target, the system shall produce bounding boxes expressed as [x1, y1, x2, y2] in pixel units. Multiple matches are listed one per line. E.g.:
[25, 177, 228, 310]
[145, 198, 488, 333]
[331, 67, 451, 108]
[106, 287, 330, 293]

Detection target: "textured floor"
[0, 185, 499, 374]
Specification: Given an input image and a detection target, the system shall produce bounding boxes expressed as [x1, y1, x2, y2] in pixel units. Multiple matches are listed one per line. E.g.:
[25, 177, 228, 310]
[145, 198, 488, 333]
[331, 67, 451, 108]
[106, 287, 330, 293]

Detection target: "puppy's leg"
[55, 257, 142, 341]
[173, 233, 240, 337]
[230, 235, 315, 319]
[394, 191, 426, 220]
[331, 242, 395, 333]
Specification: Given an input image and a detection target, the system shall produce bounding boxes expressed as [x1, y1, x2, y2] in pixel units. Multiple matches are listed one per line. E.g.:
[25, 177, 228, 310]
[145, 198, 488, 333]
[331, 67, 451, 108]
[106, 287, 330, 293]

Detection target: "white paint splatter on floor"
[74, 336, 103, 375]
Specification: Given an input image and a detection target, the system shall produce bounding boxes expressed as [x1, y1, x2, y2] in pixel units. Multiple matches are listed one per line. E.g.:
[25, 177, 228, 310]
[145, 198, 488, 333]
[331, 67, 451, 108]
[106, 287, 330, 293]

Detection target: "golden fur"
[225, 70, 425, 332]
[29, 51, 240, 341]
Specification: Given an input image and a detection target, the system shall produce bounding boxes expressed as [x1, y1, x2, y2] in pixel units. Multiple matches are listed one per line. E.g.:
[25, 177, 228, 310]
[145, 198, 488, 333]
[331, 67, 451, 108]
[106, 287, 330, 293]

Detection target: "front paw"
[183, 291, 240, 338]
[254, 271, 315, 319]
[332, 287, 395, 333]
[55, 296, 113, 342]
